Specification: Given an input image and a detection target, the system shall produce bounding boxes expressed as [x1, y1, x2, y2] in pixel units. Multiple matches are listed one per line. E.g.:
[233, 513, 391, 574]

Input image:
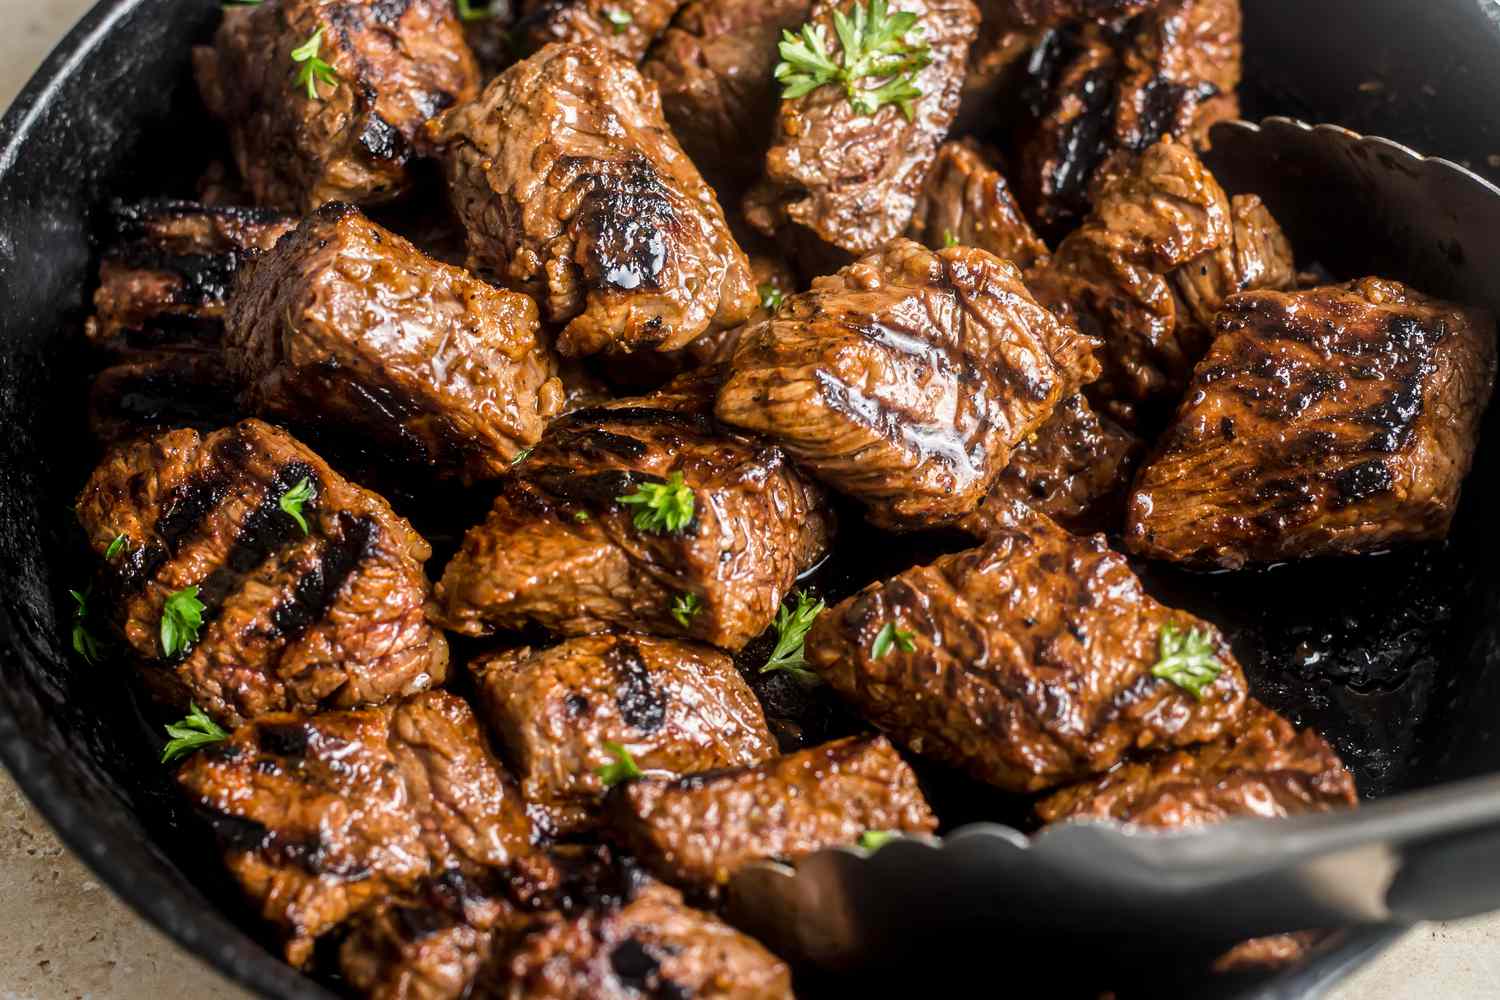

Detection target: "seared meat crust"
[470, 634, 777, 834]
[176, 692, 534, 966]
[516, 0, 686, 62]
[430, 42, 756, 358]
[606, 734, 936, 892]
[805, 501, 1248, 791]
[1028, 137, 1293, 424]
[715, 239, 1098, 528]
[1000, 0, 1158, 25]
[224, 203, 563, 481]
[1036, 701, 1357, 826]
[907, 139, 1049, 271]
[1127, 279, 1498, 568]
[88, 349, 244, 446]
[194, 0, 481, 211]
[76, 420, 447, 726]
[744, 0, 980, 258]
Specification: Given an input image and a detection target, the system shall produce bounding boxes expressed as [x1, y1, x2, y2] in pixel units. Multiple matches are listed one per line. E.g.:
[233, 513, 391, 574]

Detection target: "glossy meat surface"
[431, 43, 756, 357]
[75, 420, 447, 727]
[1036, 701, 1356, 826]
[194, 0, 480, 210]
[744, 0, 980, 257]
[715, 239, 1098, 527]
[1017, 0, 1241, 231]
[907, 138, 1050, 271]
[642, 0, 815, 196]
[176, 692, 535, 966]
[224, 203, 563, 481]
[517, 0, 686, 62]
[470, 634, 777, 834]
[805, 502, 1248, 791]
[606, 734, 936, 892]
[435, 372, 833, 648]
[1028, 137, 1294, 424]
[1127, 279, 1498, 568]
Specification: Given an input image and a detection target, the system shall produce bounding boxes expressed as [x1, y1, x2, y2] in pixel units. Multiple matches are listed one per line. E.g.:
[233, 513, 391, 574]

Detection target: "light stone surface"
[0, 1, 1497, 998]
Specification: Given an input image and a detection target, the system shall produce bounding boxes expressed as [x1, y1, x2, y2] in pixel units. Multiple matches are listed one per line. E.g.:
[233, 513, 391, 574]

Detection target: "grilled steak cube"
[715, 239, 1098, 528]
[961, 392, 1142, 535]
[470, 634, 778, 834]
[88, 348, 244, 446]
[430, 42, 756, 358]
[1126, 279, 1498, 568]
[606, 734, 936, 893]
[1001, 0, 1158, 25]
[744, 0, 980, 259]
[907, 138, 1049, 271]
[1028, 137, 1293, 425]
[435, 372, 833, 648]
[642, 0, 814, 198]
[516, 0, 686, 62]
[224, 203, 563, 482]
[75, 419, 447, 726]
[804, 502, 1249, 791]
[489, 878, 793, 999]
[194, 0, 480, 211]
[176, 692, 536, 966]
[1036, 701, 1356, 826]
[1016, 0, 1241, 232]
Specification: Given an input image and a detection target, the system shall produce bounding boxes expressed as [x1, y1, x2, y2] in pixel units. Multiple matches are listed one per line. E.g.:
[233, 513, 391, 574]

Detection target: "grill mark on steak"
[608, 641, 667, 734]
[577, 157, 676, 294]
[268, 513, 377, 641]
[257, 720, 314, 757]
[557, 406, 716, 434]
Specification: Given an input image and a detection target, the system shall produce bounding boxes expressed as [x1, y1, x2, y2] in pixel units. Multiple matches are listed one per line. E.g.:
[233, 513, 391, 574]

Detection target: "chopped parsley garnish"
[279, 476, 316, 535]
[104, 534, 127, 560]
[291, 27, 338, 101]
[671, 592, 702, 628]
[617, 472, 695, 534]
[870, 620, 916, 659]
[775, 0, 931, 120]
[574, 510, 591, 523]
[160, 586, 205, 659]
[761, 590, 824, 682]
[455, 0, 496, 20]
[603, 7, 632, 32]
[943, 229, 959, 247]
[858, 829, 895, 850]
[758, 283, 785, 312]
[160, 703, 229, 764]
[511, 445, 534, 467]
[597, 741, 643, 787]
[1151, 623, 1223, 699]
[69, 589, 100, 665]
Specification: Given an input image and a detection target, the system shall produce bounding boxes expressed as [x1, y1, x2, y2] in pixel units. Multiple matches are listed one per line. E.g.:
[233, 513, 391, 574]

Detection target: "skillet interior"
[2, 0, 1500, 996]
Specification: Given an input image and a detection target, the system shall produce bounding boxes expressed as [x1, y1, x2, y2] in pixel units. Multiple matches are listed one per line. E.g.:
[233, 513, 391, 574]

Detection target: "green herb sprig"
[617, 472, 695, 534]
[761, 590, 825, 682]
[871, 620, 915, 659]
[758, 283, 785, 312]
[1151, 623, 1223, 699]
[671, 592, 702, 628]
[105, 534, 128, 560]
[603, 7, 632, 32]
[291, 27, 338, 101]
[775, 0, 931, 120]
[160, 586, 205, 659]
[597, 741, 643, 787]
[69, 589, 101, 664]
[858, 829, 895, 850]
[161, 703, 229, 763]
[455, 0, 496, 20]
[279, 476, 316, 535]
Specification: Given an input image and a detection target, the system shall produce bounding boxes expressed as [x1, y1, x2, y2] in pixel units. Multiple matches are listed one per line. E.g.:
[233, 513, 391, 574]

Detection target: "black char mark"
[578, 157, 674, 294]
[608, 640, 666, 734]
[268, 512, 377, 641]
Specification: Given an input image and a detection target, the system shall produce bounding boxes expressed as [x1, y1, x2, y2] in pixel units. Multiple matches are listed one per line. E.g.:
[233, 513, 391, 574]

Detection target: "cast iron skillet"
[3, 0, 1500, 997]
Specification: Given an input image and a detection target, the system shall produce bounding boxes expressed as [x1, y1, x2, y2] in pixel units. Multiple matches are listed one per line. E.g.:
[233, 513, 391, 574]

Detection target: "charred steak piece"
[1126, 279, 1498, 568]
[1016, 0, 1241, 231]
[470, 634, 777, 835]
[804, 501, 1249, 791]
[1036, 701, 1356, 826]
[88, 350, 245, 446]
[224, 203, 563, 482]
[430, 42, 756, 358]
[906, 138, 1049, 271]
[606, 734, 936, 894]
[176, 692, 536, 966]
[744, 0, 980, 259]
[1028, 136, 1293, 426]
[435, 372, 833, 649]
[194, 0, 481, 211]
[715, 238, 1098, 528]
[75, 419, 447, 726]
[488, 877, 794, 999]
[1001, 0, 1158, 25]
[516, 0, 686, 62]
[963, 391, 1142, 535]
[642, 0, 815, 198]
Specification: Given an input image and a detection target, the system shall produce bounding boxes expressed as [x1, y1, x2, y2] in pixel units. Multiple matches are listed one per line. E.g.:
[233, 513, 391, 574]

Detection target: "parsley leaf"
[69, 589, 100, 665]
[775, 0, 932, 120]
[279, 476, 316, 535]
[1151, 623, 1223, 699]
[574, 510, 591, 523]
[160, 703, 229, 764]
[671, 592, 702, 628]
[943, 229, 959, 247]
[455, 0, 496, 20]
[762, 590, 824, 682]
[160, 586, 205, 659]
[597, 741, 643, 787]
[616, 472, 695, 534]
[758, 283, 785, 312]
[291, 27, 338, 101]
[870, 620, 916, 658]
[858, 829, 895, 850]
[105, 534, 128, 560]
[511, 445, 534, 467]
[603, 7, 632, 32]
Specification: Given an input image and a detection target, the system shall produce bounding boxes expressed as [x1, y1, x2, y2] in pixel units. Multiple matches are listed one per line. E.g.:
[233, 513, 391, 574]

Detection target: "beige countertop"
[0, 1, 1495, 997]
